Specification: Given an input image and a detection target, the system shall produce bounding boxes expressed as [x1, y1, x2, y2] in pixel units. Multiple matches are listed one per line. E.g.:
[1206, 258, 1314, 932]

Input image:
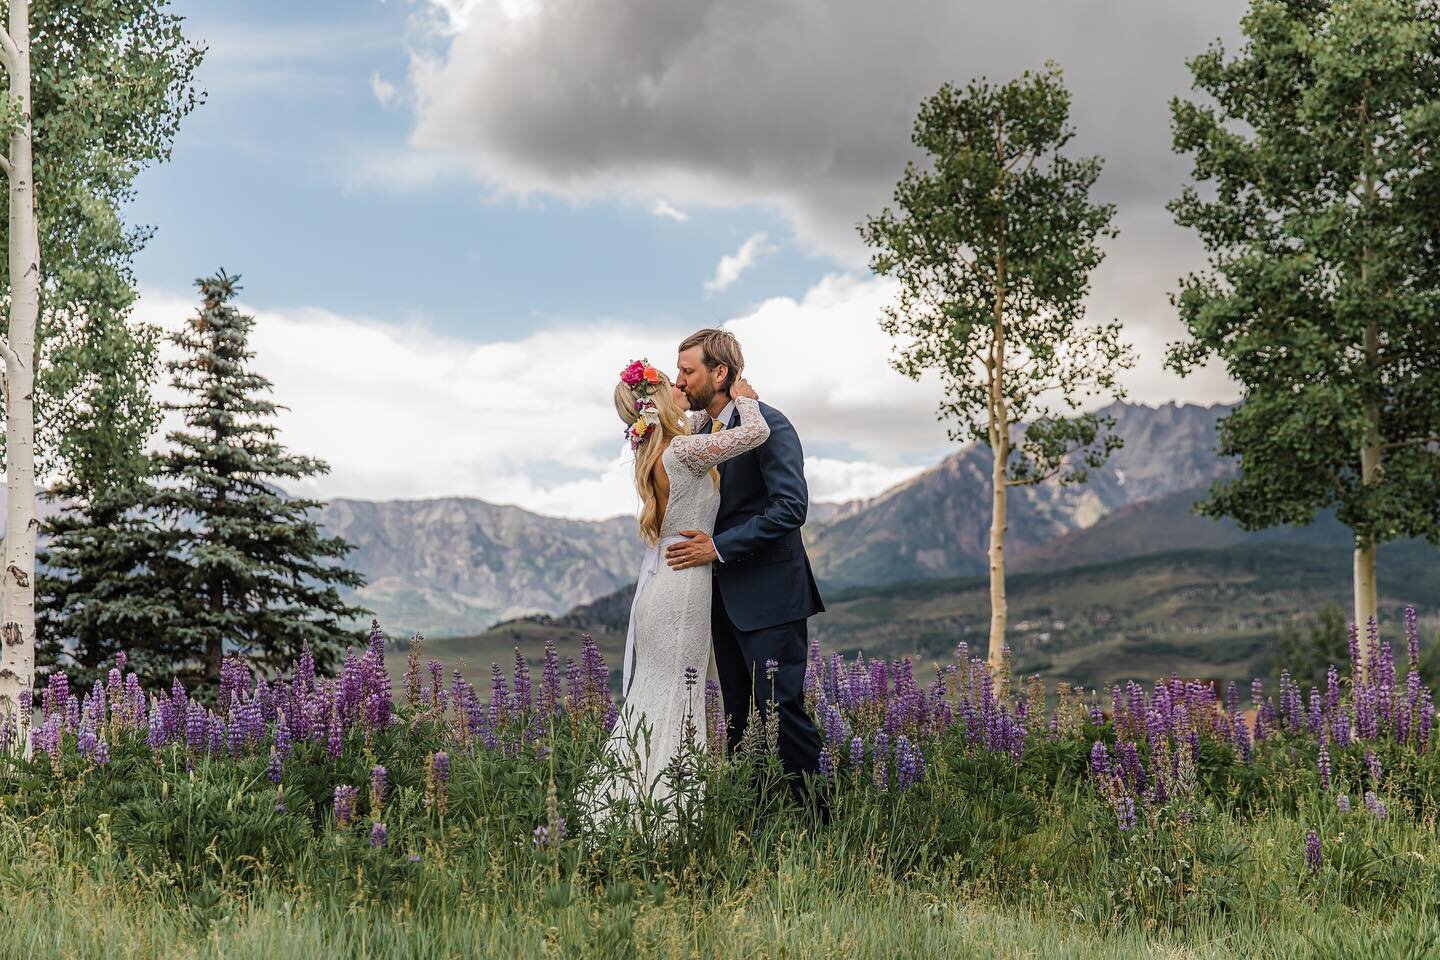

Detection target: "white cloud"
[135, 270, 1234, 521]
[388, 0, 1247, 410]
[371, 72, 401, 110]
[804, 457, 926, 504]
[649, 199, 690, 222]
[704, 232, 776, 294]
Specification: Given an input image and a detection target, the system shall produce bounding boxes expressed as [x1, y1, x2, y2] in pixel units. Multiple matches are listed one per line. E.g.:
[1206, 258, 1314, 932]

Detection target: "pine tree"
[154, 271, 367, 683]
[36, 476, 181, 690]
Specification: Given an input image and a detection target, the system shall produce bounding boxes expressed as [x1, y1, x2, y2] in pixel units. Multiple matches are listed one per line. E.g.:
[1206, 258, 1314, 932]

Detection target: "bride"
[581, 358, 768, 826]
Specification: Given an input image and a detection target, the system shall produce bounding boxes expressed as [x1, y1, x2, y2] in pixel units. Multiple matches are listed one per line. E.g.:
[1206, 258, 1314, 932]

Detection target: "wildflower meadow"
[2, 612, 1439, 958]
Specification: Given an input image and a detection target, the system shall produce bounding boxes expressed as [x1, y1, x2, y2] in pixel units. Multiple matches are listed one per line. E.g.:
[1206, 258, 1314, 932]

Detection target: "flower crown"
[620, 359, 664, 450]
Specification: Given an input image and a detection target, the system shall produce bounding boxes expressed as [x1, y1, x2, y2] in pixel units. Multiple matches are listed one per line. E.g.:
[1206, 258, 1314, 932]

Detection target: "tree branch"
[0, 30, 17, 75]
[0, 154, 11, 178]
[0, 335, 18, 369]
[1381, 436, 1440, 451]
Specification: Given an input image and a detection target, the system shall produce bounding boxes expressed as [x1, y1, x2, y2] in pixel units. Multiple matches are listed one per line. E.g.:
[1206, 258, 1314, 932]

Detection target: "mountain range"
[328, 401, 1241, 637]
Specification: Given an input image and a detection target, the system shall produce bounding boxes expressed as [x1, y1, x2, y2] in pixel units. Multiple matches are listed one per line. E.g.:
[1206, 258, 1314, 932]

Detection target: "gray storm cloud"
[408, 0, 1249, 402]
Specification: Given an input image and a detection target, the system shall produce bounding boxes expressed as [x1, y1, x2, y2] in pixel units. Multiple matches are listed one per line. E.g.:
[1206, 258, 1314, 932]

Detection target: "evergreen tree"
[154, 271, 367, 683]
[35, 476, 180, 690]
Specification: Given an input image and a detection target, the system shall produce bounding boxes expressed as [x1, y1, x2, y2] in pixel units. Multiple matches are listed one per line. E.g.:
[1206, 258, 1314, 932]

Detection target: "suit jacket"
[704, 401, 825, 632]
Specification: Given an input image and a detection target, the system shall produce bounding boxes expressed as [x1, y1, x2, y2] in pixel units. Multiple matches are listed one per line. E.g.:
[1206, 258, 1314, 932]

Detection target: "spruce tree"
[155, 271, 367, 683]
[36, 476, 181, 690]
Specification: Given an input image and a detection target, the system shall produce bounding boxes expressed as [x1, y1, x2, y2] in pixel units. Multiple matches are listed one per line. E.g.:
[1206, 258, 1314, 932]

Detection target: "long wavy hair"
[614, 370, 714, 544]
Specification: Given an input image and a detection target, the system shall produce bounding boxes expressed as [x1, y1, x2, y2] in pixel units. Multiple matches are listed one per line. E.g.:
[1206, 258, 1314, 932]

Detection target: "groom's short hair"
[679, 328, 743, 390]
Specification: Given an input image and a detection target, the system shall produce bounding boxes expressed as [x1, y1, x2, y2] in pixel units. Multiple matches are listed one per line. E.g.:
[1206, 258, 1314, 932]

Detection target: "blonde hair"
[614, 369, 716, 544]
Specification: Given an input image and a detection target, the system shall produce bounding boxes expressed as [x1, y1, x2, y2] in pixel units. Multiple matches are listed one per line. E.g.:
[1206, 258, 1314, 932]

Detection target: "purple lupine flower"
[539, 639, 561, 717]
[1337, 793, 1350, 812]
[1365, 751, 1382, 785]
[1325, 666, 1340, 716]
[0, 714, 14, 755]
[705, 679, 725, 755]
[1405, 607, 1420, 669]
[1308, 688, 1322, 735]
[1331, 706, 1352, 748]
[1317, 741, 1331, 792]
[370, 765, 388, 815]
[325, 708, 343, 760]
[684, 666, 699, 690]
[532, 823, 565, 849]
[94, 738, 110, 765]
[1348, 622, 1362, 683]
[512, 649, 533, 714]
[432, 750, 450, 784]
[184, 701, 207, 752]
[1421, 695, 1435, 750]
[429, 659, 447, 711]
[818, 746, 835, 781]
[1115, 794, 1136, 831]
[1232, 714, 1252, 764]
[849, 735, 865, 775]
[1356, 686, 1377, 741]
[489, 661, 511, 722]
[823, 703, 850, 748]
[334, 785, 359, 828]
[77, 723, 98, 759]
[266, 747, 284, 784]
[1363, 791, 1387, 820]
[1090, 741, 1111, 777]
[895, 735, 922, 790]
[370, 821, 388, 848]
[1305, 830, 1322, 874]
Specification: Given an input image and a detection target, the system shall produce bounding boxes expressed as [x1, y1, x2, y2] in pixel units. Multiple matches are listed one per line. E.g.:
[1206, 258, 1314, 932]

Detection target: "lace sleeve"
[671, 397, 770, 476]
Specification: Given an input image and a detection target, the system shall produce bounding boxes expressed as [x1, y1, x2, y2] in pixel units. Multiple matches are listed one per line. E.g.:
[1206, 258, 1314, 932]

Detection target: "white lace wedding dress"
[582, 396, 770, 828]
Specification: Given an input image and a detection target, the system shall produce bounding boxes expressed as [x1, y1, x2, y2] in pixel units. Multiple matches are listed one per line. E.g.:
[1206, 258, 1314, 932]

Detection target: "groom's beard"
[683, 384, 713, 412]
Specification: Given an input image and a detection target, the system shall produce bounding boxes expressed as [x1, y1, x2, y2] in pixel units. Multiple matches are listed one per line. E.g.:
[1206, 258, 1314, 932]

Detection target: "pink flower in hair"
[620, 360, 647, 386]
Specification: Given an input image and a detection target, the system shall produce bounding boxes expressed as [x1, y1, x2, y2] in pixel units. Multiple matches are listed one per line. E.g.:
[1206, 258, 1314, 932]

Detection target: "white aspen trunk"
[0, 0, 39, 748]
[987, 266, 1008, 673]
[1353, 318, 1382, 676]
[986, 111, 1009, 674]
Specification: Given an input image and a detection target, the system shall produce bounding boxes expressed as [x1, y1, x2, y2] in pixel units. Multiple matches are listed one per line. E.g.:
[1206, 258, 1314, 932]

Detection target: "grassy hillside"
[816, 539, 1440, 692]
[403, 539, 1440, 695]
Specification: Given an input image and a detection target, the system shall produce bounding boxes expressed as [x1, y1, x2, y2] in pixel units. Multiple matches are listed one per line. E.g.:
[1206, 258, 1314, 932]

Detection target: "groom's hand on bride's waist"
[666, 530, 718, 570]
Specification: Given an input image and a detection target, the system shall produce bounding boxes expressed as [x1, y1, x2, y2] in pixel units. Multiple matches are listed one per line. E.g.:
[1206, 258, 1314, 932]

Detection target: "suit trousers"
[711, 582, 825, 798]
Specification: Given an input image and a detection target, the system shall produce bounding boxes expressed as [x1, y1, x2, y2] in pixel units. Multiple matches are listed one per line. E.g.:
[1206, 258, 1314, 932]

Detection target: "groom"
[666, 328, 826, 804]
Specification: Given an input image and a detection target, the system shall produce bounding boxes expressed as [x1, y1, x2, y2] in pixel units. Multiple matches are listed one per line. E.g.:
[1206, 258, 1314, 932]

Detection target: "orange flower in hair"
[643, 366, 661, 383]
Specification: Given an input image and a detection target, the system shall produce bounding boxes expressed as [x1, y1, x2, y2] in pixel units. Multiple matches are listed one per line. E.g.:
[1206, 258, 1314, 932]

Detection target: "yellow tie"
[710, 419, 725, 433]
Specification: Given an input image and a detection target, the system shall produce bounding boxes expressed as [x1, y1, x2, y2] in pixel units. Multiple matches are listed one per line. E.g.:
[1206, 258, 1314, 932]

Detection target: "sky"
[128, 0, 1245, 520]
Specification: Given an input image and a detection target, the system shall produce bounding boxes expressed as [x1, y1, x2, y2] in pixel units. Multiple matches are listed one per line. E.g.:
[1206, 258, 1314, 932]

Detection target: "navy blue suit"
[706, 401, 825, 796]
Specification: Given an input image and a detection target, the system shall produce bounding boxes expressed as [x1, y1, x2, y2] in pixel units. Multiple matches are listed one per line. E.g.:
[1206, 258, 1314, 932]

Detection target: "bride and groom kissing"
[588, 327, 827, 825]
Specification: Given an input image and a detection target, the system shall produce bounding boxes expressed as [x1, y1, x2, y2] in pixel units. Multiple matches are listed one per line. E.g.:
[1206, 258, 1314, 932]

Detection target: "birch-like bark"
[1354, 316, 1381, 675]
[986, 112, 1009, 672]
[1352, 165, 1380, 675]
[0, 0, 39, 747]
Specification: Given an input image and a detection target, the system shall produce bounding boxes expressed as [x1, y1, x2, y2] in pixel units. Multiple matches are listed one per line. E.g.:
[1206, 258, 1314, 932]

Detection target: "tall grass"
[3, 617, 1440, 958]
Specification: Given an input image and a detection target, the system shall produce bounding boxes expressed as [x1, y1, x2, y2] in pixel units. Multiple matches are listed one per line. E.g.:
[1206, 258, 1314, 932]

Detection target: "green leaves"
[0, 0, 203, 500]
[860, 62, 1133, 479]
[1168, 0, 1440, 558]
